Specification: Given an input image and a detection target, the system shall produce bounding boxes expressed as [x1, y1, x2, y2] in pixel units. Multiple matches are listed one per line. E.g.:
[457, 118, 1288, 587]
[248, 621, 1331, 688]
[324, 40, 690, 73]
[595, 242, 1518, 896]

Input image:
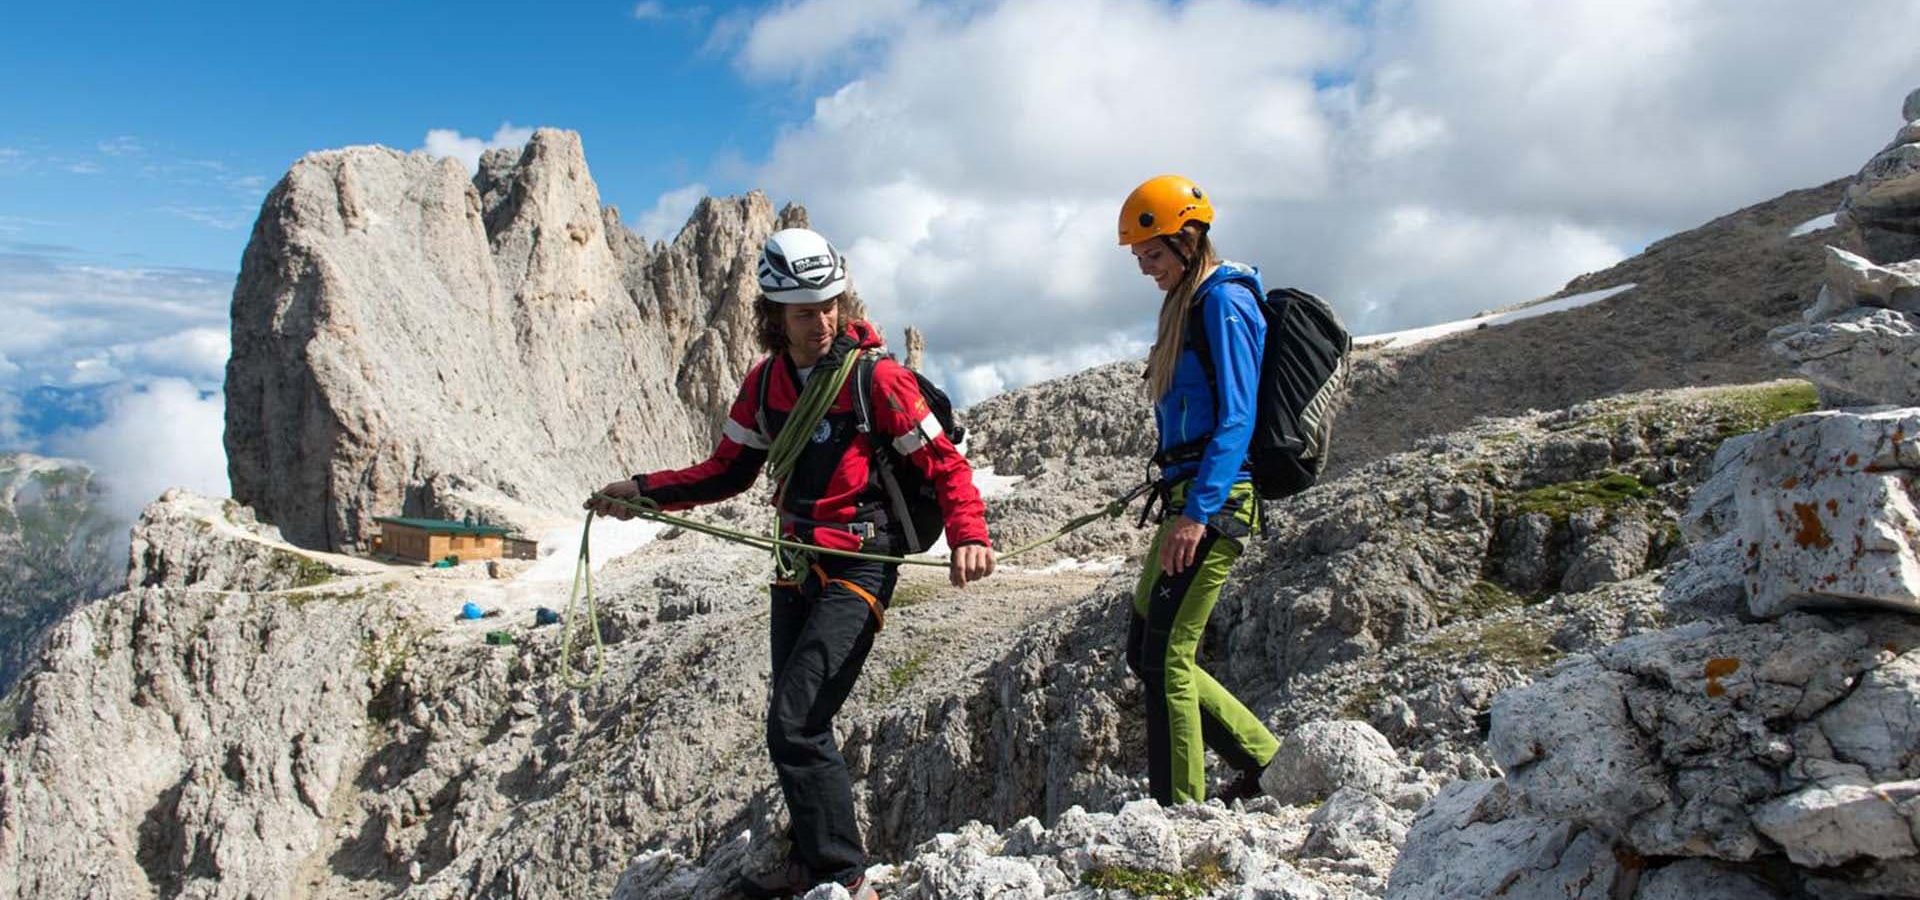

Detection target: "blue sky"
[4, 0, 1919, 522]
[1, 0, 772, 271]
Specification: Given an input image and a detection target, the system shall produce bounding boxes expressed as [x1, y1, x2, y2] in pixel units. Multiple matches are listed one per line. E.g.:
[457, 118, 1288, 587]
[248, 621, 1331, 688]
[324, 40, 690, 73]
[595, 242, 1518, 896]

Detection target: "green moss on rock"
[1421, 617, 1561, 670]
[889, 582, 938, 610]
[1709, 380, 1819, 437]
[1510, 472, 1652, 522]
[1437, 580, 1528, 625]
[273, 552, 335, 589]
[1081, 857, 1227, 898]
[882, 648, 932, 699]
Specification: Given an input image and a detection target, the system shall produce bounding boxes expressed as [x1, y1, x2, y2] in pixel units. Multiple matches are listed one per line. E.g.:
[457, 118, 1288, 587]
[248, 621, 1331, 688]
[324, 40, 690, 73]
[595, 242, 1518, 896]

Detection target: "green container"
[484, 630, 516, 646]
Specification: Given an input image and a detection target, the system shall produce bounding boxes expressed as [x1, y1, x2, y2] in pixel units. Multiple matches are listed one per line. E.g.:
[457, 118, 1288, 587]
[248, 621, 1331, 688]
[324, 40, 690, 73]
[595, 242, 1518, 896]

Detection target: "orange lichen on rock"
[1793, 502, 1834, 549]
[1705, 657, 1741, 698]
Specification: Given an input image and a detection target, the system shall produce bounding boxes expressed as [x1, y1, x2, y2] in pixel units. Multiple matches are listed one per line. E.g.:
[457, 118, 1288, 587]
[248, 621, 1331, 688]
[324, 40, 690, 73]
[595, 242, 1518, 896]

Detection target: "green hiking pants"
[1127, 479, 1278, 805]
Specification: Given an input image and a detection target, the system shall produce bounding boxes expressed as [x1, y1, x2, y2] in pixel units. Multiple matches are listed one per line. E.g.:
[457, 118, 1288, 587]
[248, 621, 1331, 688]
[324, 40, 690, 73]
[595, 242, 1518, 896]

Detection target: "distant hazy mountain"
[0, 453, 122, 695]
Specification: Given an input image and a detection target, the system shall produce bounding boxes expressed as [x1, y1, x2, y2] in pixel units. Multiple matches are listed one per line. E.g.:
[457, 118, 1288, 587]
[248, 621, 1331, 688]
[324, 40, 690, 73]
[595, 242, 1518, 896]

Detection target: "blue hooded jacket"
[1153, 261, 1265, 523]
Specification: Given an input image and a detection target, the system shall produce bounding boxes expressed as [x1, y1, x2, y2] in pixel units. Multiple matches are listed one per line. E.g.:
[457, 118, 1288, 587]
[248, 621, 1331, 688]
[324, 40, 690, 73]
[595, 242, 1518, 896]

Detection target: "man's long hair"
[753, 287, 870, 354]
[1144, 224, 1220, 400]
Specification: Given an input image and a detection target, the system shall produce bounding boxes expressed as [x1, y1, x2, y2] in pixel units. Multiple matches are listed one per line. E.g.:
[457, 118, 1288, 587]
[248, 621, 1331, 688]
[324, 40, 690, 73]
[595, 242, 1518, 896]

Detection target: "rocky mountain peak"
[225, 129, 792, 551]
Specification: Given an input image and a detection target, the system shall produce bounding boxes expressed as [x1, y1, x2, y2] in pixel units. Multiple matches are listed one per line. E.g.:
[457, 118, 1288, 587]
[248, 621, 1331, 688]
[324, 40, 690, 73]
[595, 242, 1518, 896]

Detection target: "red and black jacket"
[636, 320, 990, 555]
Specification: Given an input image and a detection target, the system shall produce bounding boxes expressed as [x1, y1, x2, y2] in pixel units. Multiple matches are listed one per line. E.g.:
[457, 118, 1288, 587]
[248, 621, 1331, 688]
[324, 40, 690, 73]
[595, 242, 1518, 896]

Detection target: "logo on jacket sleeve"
[811, 419, 833, 444]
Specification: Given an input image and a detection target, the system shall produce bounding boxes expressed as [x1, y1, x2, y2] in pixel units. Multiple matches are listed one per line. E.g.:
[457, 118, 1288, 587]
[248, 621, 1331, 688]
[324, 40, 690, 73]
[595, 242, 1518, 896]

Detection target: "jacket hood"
[809, 318, 887, 372]
[1198, 260, 1263, 298]
[843, 318, 886, 351]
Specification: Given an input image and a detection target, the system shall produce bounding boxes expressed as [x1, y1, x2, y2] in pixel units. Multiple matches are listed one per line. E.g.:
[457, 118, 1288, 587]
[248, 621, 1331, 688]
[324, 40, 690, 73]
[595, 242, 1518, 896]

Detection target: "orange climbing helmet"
[1117, 174, 1214, 246]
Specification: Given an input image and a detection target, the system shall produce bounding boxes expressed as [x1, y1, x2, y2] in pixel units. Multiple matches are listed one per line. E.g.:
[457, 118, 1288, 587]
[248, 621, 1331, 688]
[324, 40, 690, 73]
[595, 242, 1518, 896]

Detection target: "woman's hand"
[584, 479, 643, 519]
[950, 543, 996, 587]
[1158, 515, 1208, 575]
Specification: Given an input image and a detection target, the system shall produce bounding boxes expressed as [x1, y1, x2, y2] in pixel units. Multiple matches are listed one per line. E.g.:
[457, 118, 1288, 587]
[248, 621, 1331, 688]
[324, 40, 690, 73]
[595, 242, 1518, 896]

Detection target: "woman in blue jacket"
[1118, 174, 1279, 805]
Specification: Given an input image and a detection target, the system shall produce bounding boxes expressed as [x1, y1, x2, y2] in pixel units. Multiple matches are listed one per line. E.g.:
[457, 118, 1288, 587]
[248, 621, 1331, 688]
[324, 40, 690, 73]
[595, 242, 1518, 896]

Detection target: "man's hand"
[584, 479, 643, 520]
[950, 543, 996, 587]
[1158, 515, 1207, 575]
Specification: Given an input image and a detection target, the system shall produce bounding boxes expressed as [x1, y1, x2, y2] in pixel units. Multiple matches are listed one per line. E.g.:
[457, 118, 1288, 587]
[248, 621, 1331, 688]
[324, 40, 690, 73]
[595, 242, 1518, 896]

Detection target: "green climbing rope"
[761, 346, 868, 579]
[557, 480, 1155, 686]
[558, 514, 604, 688]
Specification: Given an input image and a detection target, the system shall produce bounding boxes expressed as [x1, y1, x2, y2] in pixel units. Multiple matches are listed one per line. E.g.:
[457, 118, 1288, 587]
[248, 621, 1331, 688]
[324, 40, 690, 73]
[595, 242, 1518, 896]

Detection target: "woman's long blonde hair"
[1144, 224, 1220, 399]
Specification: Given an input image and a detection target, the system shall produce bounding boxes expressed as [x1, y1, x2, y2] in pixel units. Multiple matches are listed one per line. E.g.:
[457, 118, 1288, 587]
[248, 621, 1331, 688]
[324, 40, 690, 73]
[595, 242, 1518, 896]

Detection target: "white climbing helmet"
[757, 227, 849, 304]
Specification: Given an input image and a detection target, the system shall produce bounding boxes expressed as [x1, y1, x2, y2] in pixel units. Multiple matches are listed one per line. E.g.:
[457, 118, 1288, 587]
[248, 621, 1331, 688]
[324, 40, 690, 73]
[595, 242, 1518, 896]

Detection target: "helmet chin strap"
[1161, 234, 1191, 271]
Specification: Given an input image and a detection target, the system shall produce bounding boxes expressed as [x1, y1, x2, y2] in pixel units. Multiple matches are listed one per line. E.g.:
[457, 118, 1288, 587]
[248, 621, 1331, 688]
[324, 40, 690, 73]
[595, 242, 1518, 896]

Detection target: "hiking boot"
[1216, 764, 1268, 804]
[733, 859, 811, 899]
[735, 861, 877, 900]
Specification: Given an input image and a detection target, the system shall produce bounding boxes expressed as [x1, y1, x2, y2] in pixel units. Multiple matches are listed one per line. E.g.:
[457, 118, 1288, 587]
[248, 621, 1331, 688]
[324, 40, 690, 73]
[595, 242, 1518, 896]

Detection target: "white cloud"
[736, 0, 929, 81]
[160, 205, 251, 230]
[0, 254, 232, 396]
[1339, 0, 1920, 226]
[107, 327, 231, 383]
[0, 391, 19, 447]
[930, 331, 1153, 407]
[63, 161, 103, 175]
[736, 0, 1920, 403]
[0, 215, 57, 236]
[225, 174, 269, 195]
[630, 182, 711, 242]
[633, 1, 707, 21]
[48, 378, 227, 521]
[97, 136, 143, 157]
[421, 122, 538, 175]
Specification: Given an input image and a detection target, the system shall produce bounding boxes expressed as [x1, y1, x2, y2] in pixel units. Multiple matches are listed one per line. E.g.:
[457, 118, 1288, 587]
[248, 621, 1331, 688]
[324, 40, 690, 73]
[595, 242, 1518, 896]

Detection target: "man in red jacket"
[587, 227, 994, 899]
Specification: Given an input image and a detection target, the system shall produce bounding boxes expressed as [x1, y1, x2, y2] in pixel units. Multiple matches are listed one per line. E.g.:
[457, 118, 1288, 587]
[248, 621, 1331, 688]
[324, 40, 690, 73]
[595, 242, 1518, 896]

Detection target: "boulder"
[1734, 409, 1920, 617]
[1680, 432, 1756, 544]
[1841, 87, 1920, 261]
[1384, 780, 1633, 900]
[1802, 246, 1920, 321]
[1485, 612, 1920, 867]
[1635, 859, 1782, 900]
[1772, 307, 1920, 409]
[1750, 778, 1920, 868]
[1260, 721, 1405, 805]
[1300, 786, 1407, 860]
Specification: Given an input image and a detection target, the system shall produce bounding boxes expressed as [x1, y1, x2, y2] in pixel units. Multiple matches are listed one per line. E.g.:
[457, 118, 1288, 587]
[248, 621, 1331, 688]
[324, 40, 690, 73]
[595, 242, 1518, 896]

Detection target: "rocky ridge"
[971, 176, 1851, 564]
[225, 129, 805, 552]
[2, 366, 1818, 900]
[1381, 86, 1920, 900]
[8, 91, 1920, 900]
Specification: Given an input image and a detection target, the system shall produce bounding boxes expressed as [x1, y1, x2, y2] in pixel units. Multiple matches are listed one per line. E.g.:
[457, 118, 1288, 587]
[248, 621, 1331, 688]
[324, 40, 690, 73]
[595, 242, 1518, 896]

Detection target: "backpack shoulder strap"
[754, 357, 776, 438]
[857, 352, 923, 550]
[852, 352, 882, 436]
[1186, 294, 1217, 386]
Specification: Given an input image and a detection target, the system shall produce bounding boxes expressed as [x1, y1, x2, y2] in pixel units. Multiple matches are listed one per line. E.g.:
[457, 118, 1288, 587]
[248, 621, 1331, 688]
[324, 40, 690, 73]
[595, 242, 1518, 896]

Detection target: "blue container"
[460, 601, 484, 620]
